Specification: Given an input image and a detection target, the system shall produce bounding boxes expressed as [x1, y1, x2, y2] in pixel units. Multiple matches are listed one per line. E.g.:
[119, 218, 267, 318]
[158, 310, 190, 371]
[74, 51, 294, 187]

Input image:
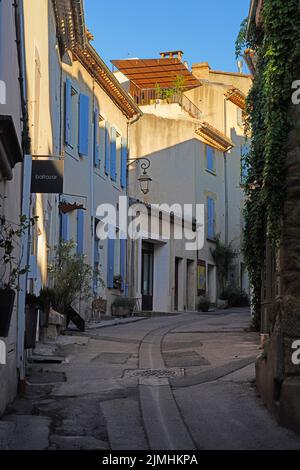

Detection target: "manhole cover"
[124, 368, 185, 378]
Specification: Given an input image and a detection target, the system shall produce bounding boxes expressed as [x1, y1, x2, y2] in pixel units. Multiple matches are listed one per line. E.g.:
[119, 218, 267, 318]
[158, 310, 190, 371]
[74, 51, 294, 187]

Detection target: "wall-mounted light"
[127, 158, 152, 195]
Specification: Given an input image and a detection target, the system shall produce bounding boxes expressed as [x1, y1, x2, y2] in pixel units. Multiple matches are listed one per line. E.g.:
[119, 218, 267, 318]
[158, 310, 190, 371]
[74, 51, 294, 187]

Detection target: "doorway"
[141, 242, 154, 311]
[186, 260, 195, 311]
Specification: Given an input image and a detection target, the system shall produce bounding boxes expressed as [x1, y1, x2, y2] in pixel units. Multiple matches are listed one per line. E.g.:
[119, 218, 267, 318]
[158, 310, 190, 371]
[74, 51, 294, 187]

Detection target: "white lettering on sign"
[0, 340, 6, 365]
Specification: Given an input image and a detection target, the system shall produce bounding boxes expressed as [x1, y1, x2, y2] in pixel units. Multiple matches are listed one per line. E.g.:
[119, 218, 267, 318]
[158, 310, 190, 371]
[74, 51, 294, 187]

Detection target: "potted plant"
[47, 241, 102, 331]
[111, 297, 136, 318]
[198, 296, 210, 313]
[38, 287, 55, 328]
[0, 205, 37, 338]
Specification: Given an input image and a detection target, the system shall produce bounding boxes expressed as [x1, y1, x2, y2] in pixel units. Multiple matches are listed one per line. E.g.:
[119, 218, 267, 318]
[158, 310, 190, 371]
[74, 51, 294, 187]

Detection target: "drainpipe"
[223, 98, 229, 246]
[126, 113, 142, 297]
[14, 0, 32, 386]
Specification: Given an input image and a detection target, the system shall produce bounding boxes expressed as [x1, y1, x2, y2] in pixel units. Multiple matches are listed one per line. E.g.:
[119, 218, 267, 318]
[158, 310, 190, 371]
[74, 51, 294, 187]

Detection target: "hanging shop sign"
[31, 159, 64, 194]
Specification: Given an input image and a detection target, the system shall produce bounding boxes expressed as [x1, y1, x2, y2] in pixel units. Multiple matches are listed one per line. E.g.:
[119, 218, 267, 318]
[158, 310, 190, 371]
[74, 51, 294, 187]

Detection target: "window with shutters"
[94, 108, 100, 168]
[76, 209, 84, 255]
[97, 115, 106, 175]
[78, 93, 90, 156]
[114, 233, 120, 277]
[207, 197, 216, 240]
[237, 108, 244, 127]
[115, 131, 122, 186]
[110, 127, 117, 181]
[105, 121, 110, 176]
[65, 80, 79, 157]
[205, 145, 216, 174]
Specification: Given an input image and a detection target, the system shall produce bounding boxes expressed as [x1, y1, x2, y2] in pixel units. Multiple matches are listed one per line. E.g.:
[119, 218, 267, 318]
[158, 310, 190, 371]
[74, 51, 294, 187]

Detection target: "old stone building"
[246, 0, 300, 432]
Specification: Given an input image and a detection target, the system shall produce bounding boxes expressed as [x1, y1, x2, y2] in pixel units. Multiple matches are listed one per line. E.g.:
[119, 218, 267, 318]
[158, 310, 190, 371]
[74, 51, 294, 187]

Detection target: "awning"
[224, 87, 247, 110]
[195, 122, 234, 152]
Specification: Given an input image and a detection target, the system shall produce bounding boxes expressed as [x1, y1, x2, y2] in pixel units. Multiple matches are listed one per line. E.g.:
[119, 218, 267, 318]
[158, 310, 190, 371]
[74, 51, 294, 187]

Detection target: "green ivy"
[241, 0, 300, 329]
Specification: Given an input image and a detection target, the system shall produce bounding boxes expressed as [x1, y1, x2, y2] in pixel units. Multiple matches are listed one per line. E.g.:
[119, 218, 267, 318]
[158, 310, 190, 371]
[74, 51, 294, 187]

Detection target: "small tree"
[210, 236, 237, 294]
[48, 240, 98, 314]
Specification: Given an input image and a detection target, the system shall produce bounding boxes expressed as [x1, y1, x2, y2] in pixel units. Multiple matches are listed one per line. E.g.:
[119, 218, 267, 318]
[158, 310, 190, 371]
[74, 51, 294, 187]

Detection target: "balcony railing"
[132, 88, 202, 121]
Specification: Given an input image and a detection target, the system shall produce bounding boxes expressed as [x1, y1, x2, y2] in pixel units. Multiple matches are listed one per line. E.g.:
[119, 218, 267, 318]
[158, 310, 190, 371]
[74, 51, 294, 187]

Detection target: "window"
[114, 236, 120, 277]
[98, 115, 106, 174]
[60, 212, 69, 241]
[237, 108, 244, 127]
[116, 131, 122, 184]
[206, 145, 216, 173]
[65, 79, 78, 151]
[207, 197, 216, 240]
[94, 108, 100, 168]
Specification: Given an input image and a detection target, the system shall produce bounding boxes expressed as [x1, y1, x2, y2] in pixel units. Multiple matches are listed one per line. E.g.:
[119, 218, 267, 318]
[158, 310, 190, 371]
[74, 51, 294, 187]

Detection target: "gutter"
[14, 0, 32, 384]
[246, 0, 258, 38]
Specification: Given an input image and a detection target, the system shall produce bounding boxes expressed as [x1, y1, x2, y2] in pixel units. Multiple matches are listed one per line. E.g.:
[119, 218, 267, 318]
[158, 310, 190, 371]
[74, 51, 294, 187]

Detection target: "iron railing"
[132, 88, 202, 121]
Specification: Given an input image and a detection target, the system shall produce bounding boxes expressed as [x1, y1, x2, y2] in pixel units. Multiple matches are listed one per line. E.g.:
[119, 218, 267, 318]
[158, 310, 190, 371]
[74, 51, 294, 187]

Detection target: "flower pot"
[0, 288, 16, 338]
[111, 305, 130, 318]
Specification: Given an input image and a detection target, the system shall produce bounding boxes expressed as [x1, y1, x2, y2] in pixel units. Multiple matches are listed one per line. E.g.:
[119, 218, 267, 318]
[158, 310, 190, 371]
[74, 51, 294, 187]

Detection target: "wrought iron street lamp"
[127, 158, 152, 195]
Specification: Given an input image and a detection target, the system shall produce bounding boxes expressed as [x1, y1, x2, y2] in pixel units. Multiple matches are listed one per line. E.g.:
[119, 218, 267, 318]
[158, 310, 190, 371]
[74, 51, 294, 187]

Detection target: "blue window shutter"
[121, 137, 127, 189]
[105, 122, 110, 175]
[120, 239, 126, 291]
[65, 79, 72, 146]
[76, 209, 84, 255]
[110, 127, 117, 181]
[107, 237, 115, 288]
[94, 108, 99, 167]
[78, 94, 89, 156]
[61, 212, 69, 241]
[207, 198, 215, 239]
[206, 145, 215, 172]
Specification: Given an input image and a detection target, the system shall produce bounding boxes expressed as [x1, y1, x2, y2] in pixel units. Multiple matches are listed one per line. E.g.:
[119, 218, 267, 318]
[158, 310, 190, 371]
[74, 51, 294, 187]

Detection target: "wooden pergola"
[111, 58, 200, 90]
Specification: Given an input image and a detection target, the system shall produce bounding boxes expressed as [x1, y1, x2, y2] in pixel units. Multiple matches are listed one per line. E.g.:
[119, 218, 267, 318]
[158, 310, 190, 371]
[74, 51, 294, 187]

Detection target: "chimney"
[192, 62, 211, 79]
[160, 50, 184, 61]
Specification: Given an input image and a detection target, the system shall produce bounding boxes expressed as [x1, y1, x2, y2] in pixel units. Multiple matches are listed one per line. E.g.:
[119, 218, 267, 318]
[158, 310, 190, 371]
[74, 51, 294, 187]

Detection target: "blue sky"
[84, 0, 250, 74]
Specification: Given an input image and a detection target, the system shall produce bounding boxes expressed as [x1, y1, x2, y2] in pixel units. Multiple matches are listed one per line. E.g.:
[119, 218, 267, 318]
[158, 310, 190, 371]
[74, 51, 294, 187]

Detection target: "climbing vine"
[237, 0, 300, 329]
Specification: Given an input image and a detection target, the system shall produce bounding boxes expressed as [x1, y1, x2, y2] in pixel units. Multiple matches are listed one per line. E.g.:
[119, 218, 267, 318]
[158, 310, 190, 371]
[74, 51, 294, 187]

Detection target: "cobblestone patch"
[91, 352, 131, 364]
[124, 368, 185, 379]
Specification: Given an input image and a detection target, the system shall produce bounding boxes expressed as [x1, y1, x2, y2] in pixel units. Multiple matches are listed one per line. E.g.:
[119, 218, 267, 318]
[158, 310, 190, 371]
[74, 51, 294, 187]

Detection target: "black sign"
[31, 160, 64, 194]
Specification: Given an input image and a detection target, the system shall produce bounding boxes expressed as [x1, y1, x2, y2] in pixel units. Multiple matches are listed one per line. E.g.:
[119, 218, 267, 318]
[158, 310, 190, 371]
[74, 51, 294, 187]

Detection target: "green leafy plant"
[48, 240, 99, 314]
[154, 75, 186, 103]
[220, 287, 249, 307]
[0, 197, 38, 290]
[241, 0, 300, 329]
[198, 296, 210, 313]
[210, 236, 237, 294]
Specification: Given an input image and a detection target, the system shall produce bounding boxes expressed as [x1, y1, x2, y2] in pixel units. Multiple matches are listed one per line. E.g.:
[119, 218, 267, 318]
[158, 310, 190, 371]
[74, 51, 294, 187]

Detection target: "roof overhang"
[73, 44, 141, 119]
[195, 122, 234, 152]
[111, 58, 200, 90]
[52, 0, 86, 55]
[224, 87, 246, 110]
[52, 0, 141, 120]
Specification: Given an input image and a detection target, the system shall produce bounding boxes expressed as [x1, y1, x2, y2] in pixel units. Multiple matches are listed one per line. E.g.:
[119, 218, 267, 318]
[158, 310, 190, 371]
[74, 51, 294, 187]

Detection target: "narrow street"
[0, 309, 299, 451]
